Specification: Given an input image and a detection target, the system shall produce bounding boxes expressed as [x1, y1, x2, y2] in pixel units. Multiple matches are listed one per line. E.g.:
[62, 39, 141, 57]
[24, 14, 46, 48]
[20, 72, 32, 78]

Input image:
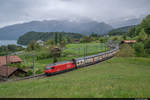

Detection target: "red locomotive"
[45, 61, 75, 75]
[45, 46, 119, 76]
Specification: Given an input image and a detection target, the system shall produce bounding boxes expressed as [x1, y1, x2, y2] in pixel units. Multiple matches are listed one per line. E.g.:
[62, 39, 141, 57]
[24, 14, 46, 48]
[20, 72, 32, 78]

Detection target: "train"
[45, 45, 119, 76]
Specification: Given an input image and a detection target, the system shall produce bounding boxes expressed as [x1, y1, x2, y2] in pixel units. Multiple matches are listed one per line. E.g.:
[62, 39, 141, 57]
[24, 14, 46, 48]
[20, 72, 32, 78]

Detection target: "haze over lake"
[0, 40, 17, 46]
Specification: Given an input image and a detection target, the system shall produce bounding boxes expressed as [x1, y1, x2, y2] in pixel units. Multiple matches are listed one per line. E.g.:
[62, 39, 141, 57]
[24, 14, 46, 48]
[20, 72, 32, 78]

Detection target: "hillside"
[0, 20, 113, 40]
[17, 31, 84, 45]
[0, 57, 150, 98]
[108, 25, 136, 36]
[108, 17, 142, 28]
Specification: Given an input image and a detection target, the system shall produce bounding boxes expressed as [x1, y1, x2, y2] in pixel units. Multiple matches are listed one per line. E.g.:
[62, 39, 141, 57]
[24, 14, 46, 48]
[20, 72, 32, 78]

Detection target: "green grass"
[63, 43, 109, 56]
[0, 57, 150, 98]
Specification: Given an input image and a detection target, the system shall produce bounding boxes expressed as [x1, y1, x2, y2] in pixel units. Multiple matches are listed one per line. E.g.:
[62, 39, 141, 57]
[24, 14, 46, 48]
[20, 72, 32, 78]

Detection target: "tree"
[90, 33, 99, 37]
[59, 33, 63, 44]
[112, 36, 118, 41]
[7, 45, 17, 52]
[99, 37, 105, 43]
[67, 37, 72, 43]
[140, 15, 150, 34]
[51, 46, 61, 63]
[144, 38, 150, 54]
[60, 37, 67, 49]
[26, 40, 41, 51]
[138, 28, 148, 42]
[55, 32, 58, 45]
[123, 35, 127, 40]
[82, 36, 91, 43]
[45, 39, 55, 45]
[128, 27, 136, 37]
[134, 42, 145, 57]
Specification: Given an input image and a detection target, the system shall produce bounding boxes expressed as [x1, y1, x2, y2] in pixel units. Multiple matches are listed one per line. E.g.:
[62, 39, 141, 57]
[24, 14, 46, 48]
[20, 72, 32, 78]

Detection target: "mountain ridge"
[0, 19, 113, 40]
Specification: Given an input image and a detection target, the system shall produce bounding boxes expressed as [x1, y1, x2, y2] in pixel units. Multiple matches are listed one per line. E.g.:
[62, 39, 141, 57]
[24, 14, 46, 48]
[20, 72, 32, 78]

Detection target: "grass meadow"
[0, 57, 150, 98]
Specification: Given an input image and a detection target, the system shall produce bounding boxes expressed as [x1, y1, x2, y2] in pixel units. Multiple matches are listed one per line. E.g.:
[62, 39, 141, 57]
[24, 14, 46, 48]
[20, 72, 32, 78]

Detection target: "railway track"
[1, 44, 119, 83]
[1, 74, 46, 82]
[1, 56, 115, 83]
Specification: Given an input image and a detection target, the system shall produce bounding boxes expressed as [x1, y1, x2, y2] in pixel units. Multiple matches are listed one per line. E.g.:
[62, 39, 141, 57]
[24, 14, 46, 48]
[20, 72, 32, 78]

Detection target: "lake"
[0, 40, 26, 48]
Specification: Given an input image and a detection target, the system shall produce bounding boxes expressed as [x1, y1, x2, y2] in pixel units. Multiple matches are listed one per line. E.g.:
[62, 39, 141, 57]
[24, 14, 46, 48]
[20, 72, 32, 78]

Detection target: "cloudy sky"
[0, 0, 150, 28]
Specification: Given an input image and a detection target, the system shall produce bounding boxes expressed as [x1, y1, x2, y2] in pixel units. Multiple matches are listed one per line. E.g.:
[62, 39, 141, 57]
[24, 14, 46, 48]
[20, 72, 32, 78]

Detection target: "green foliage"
[35, 69, 43, 74]
[99, 37, 106, 43]
[59, 33, 63, 44]
[0, 45, 24, 56]
[109, 25, 135, 36]
[125, 14, 150, 57]
[55, 32, 58, 45]
[116, 44, 135, 57]
[89, 33, 99, 37]
[66, 37, 73, 43]
[144, 38, 150, 55]
[112, 36, 119, 41]
[122, 35, 127, 40]
[17, 31, 84, 45]
[63, 43, 109, 57]
[7, 63, 26, 69]
[128, 27, 135, 37]
[17, 73, 25, 77]
[51, 46, 62, 63]
[140, 15, 150, 34]
[138, 29, 148, 42]
[128, 14, 150, 37]
[26, 70, 33, 76]
[134, 42, 145, 57]
[80, 36, 91, 43]
[26, 40, 41, 51]
[36, 50, 52, 60]
[45, 39, 55, 45]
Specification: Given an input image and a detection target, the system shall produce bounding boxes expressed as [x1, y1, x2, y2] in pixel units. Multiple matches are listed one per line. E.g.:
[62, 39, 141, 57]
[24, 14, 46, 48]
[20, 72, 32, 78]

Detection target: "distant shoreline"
[0, 40, 26, 48]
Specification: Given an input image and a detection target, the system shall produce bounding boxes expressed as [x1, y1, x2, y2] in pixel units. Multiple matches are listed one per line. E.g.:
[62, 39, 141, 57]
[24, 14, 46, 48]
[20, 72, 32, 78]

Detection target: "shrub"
[18, 73, 25, 77]
[116, 44, 135, 57]
[134, 42, 145, 57]
[26, 70, 33, 76]
[99, 37, 106, 43]
[36, 69, 43, 74]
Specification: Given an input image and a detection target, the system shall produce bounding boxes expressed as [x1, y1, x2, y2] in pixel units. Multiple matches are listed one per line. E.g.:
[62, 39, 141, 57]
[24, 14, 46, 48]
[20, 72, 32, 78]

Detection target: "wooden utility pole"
[33, 54, 35, 76]
[6, 54, 8, 80]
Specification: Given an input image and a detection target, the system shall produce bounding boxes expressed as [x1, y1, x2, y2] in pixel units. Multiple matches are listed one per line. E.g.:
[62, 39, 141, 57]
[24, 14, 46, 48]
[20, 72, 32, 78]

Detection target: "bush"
[26, 70, 33, 76]
[36, 69, 43, 74]
[134, 42, 145, 57]
[7, 63, 27, 69]
[18, 73, 25, 77]
[99, 37, 106, 43]
[116, 44, 135, 57]
[144, 38, 150, 55]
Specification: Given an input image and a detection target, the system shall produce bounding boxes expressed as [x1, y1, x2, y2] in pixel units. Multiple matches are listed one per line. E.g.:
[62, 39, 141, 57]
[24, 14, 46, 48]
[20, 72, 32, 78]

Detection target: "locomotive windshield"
[45, 67, 54, 70]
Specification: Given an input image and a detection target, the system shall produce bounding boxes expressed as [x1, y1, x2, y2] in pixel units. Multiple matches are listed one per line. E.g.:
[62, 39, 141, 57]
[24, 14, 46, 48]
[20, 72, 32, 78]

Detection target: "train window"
[51, 67, 55, 69]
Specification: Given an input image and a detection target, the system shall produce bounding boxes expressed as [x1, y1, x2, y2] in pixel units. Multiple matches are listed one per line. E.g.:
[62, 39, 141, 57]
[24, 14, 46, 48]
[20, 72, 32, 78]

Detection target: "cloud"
[0, 0, 150, 27]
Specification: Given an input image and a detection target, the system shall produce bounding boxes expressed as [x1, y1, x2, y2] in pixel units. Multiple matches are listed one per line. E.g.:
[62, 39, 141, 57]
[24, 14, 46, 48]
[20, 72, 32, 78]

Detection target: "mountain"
[108, 25, 136, 36]
[0, 20, 113, 40]
[108, 18, 143, 28]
